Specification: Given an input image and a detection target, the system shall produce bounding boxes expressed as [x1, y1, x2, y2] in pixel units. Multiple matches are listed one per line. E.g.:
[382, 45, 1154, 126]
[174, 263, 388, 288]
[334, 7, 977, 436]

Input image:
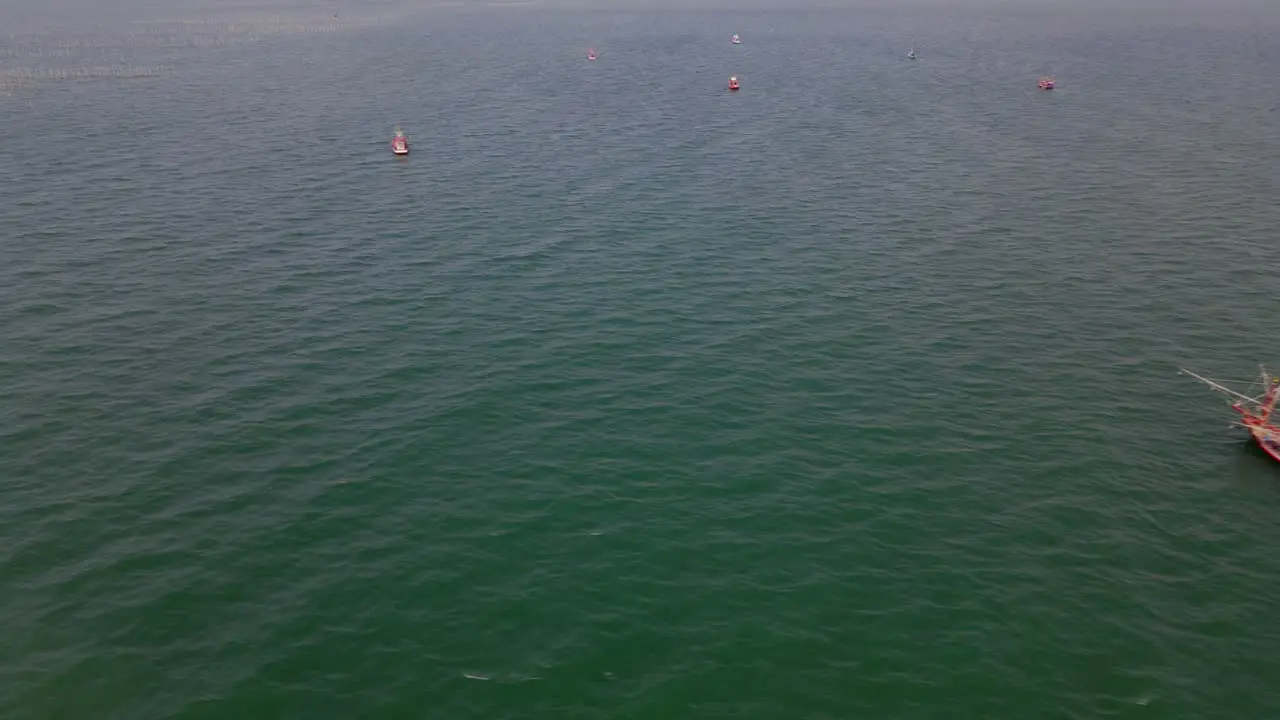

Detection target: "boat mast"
[1261, 365, 1279, 421]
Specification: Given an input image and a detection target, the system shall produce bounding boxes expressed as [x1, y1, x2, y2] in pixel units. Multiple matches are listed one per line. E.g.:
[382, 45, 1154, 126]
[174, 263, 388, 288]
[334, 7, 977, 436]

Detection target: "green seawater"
[3, 3, 1280, 717]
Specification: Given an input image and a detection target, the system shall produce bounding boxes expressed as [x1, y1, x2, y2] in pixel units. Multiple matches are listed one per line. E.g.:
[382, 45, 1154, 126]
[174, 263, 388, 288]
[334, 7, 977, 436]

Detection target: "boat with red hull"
[1183, 366, 1280, 462]
[391, 128, 409, 156]
[1038, 78, 1055, 90]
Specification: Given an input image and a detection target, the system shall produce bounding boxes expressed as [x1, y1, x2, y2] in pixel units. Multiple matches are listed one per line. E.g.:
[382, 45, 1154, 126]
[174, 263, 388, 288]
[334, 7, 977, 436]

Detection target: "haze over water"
[3, 1, 1280, 717]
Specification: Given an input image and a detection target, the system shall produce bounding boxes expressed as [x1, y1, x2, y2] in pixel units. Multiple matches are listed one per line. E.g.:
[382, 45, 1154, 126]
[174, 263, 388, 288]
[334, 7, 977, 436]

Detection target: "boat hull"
[1250, 426, 1280, 462]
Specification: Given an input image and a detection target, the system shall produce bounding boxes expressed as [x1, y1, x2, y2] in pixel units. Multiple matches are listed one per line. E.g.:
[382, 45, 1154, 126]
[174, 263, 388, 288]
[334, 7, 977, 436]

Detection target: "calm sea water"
[4, 3, 1280, 717]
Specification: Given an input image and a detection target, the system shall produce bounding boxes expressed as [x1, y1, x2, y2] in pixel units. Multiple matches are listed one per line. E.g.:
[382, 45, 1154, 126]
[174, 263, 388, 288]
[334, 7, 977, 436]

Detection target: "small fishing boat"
[728, 75, 740, 91]
[1038, 78, 1055, 90]
[906, 46, 917, 60]
[390, 128, 409, 156]
[731, 33, 741, 45]
[1182, 366, 1280, 462]
[587, 48, 597, 61]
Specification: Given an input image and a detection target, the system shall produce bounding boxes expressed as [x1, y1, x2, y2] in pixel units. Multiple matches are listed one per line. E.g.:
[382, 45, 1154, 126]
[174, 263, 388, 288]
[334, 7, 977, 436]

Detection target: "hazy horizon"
[3, 0, 1279, 23]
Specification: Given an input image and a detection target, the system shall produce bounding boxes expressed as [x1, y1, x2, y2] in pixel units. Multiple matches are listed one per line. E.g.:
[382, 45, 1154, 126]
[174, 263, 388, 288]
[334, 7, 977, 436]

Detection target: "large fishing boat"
[1182, 366, 1280, 462]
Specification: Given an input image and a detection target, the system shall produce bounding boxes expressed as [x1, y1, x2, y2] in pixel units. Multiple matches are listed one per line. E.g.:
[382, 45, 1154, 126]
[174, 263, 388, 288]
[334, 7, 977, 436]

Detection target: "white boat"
[906, 46, 917, 60]
[731, 33, 741, 45]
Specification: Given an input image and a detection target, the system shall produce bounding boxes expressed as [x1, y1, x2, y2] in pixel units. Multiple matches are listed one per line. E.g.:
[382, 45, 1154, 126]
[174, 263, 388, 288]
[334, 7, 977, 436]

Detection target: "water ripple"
[4, 4, 1280, 719]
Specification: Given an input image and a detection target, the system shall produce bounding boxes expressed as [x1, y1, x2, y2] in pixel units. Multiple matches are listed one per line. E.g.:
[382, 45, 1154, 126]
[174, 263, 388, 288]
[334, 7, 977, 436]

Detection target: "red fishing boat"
[1038, 78, 1055, 90]
[728, 75, 740, 91]
[1183, 366, 1280, 462]
[391, 128, 409, 156]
